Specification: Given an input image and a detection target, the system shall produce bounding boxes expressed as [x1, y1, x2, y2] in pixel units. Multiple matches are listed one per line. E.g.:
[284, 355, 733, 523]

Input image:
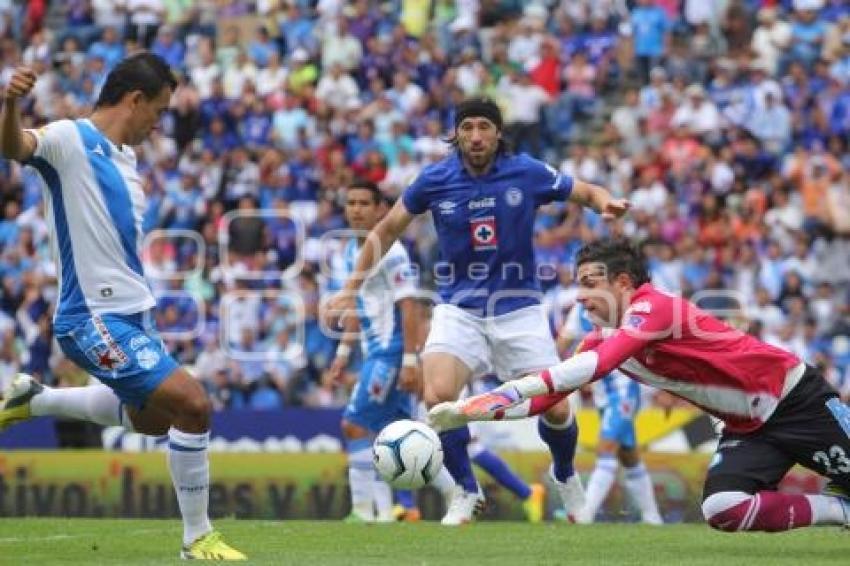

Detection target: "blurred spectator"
[630, 0, 670, 82]
[501, 70, 550, 157]
[746, 91, 792, 154]
[751, 8, 793, 76]
[126, 0, 165, 48]
[151, 25, 185, 71]
[321, 16, 363, 71]
[316, 62, 360, 111]
[788, 5, 828, 68]
[671, 84, 721, 139]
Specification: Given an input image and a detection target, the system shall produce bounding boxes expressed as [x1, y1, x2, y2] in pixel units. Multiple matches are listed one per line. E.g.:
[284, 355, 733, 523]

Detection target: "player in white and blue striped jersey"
[328, 181, 454, 522]
[0, 54, 244, 559]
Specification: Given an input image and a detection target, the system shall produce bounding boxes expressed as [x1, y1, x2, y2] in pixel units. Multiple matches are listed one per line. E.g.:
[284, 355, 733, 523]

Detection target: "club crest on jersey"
[625, 314, 645, 329]
[136, 347, 161, 370]
[505, 188, 523, 207]
[85, 343, 130, 371]
[129, 335, 151, 351]
[394, 266, 416, 284]
[470, 217, 498, 250]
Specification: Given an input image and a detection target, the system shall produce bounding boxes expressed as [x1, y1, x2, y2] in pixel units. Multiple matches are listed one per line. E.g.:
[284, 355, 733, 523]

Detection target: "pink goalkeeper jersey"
[579, 284, 805, 433]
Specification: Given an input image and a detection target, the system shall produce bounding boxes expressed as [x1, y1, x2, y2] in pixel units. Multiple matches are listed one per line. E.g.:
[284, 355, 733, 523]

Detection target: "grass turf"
[0, 519, 847, 565]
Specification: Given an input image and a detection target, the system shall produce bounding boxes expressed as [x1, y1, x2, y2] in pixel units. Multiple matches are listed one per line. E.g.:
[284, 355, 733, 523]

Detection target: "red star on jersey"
[98, 351, 116, 369]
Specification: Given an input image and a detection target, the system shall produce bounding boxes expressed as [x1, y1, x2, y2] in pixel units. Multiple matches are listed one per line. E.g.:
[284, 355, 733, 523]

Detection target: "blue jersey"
[402, 151, 573, 316]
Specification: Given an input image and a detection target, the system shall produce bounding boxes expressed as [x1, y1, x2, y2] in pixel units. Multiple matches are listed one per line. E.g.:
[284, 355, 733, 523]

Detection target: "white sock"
[431, 465, 456, 500]
[624, 462, 662, 522]
[31, 384, 134, 430]
[372, 474, 394, 522]
[580, 454, 618, 522]
[167, 428, 212, 545]
[347, 445, 375, 519]
[806, 495, 847, 524]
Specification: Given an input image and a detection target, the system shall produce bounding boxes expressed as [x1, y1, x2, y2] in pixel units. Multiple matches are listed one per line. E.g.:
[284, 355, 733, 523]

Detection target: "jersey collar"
[630, 283, 653, 304]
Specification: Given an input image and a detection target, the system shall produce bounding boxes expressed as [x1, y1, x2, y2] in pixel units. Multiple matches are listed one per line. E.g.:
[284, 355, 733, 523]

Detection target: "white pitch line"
[0, 528, 173, 544]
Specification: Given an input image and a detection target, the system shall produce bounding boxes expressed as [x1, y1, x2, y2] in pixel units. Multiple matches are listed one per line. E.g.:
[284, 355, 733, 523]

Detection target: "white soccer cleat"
[572, 504, 594, 525]
[641, 511, 664, 525]
[821, 482, 850, 528]
[440, 485, 485, 526]
[552, 470, 586, 523]
[427, 401, 470, 432]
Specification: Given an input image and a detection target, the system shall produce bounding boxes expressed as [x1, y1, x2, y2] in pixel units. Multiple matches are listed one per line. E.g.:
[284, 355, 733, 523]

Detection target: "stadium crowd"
[0, 0, 849, 412]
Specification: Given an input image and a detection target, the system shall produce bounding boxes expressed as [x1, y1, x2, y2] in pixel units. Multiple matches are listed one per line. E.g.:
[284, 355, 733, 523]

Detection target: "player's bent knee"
[188, 395, 212, 419]
[422, 380, 459, 407]
[541, 396, 571, 425]
[702, 491, 752, 532]
[127, 406, 171, 436]
[174, 394, 212, 431]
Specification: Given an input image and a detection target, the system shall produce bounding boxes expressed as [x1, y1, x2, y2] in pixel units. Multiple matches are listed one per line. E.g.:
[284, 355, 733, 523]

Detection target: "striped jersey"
[342, 239, 418, 357]
[26, 118, 155, 333]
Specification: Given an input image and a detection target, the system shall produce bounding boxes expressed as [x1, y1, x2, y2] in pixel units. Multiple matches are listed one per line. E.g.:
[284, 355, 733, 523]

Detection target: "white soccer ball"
[373, 420, 444, 489]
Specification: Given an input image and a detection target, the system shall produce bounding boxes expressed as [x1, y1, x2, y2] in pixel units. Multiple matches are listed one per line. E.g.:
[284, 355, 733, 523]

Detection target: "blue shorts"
[599, 396, 638, 449]
[57, 312, 180, 409]
[343, 353, 414, 433]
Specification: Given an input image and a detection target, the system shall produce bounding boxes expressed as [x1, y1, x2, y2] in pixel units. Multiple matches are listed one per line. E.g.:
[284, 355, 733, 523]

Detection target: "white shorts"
[422, 304, 560, 381]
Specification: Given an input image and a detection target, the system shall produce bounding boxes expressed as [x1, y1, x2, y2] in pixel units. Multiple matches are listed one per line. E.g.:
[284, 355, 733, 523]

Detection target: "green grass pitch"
[0, 519, 847, 565]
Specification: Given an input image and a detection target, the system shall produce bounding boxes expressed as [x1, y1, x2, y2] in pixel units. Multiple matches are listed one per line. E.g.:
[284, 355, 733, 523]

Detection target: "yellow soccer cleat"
[0, 373, 42, 432]
[522, 483, 545, 523]
[343, 511, 374, 523]
[180, 531, 246, 560]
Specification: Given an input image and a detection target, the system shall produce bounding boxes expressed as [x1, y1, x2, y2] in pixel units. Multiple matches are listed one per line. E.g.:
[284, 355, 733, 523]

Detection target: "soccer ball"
[373, 420, 444, 489]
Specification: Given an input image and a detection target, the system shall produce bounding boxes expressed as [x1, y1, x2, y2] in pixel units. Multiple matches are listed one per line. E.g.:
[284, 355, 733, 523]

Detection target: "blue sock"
[395, 489, 415, 509]
[472, 448, 531, 500]
[538, 417, 578, 483]
[438, 427, 478, 493]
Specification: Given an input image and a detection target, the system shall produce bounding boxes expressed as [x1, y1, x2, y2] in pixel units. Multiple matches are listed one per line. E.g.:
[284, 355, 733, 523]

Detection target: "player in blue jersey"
[559, 304, 662, 524]
[328, 96, 630, 524]
[0, 56, 244, 559]
[329, 180, 455, 522]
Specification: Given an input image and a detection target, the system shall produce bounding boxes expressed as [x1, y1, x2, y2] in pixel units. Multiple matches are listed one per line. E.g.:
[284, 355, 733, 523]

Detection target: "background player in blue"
[328, 96, 630, 524]
[559, 304, 663, 525]
[0, 56, 244, 559]
[328, 180, 449, 522]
